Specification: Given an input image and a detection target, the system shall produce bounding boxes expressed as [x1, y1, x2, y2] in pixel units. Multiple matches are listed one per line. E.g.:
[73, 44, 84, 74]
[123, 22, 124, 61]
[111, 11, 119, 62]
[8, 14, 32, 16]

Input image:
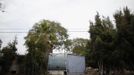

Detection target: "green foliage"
[89, 12, 116, 74]
[0, 40, 2, 48]
[88, 7, 134, 75]
[0, 38, 17, 75]
[71, 38, 89, 56]
[0, 40, 2, 56]
[24, 20, 68, 75]
[113, 7, 134, 70]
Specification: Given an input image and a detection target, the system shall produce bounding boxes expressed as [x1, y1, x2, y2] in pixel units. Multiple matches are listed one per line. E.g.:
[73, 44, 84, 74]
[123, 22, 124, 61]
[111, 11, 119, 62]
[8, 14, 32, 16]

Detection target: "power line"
[0, 32, 28, 33]
[0, 31, 88, 33]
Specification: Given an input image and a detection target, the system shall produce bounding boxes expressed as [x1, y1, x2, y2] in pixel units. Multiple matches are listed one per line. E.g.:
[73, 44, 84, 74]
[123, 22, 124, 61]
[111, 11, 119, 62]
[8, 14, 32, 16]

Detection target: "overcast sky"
[0, 0, 134, 54]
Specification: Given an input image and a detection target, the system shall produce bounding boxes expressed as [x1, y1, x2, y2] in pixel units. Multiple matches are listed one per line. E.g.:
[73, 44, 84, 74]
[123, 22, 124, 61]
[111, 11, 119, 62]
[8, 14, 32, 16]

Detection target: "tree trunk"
[98, 61, 104, 75]
[43, 51, 49, 75]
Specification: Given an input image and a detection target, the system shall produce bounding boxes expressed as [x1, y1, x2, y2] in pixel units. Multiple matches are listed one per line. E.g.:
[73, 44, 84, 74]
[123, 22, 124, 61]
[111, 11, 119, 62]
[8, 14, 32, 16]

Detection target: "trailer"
[48, 53, 85, 75]
[66, 54, 85, 75]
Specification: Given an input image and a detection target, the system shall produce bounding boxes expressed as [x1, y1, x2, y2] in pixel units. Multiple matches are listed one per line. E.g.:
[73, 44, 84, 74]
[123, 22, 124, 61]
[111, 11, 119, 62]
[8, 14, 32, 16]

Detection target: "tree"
[68, 38, 89, 56]
[113, 7, 134, 70]
[88, 7, 134, 75]
[24, 20, 68, 75]
[89, 13, 116, 75]
[0, 40, 2, 48]
[0, 40, 2, 56]
[0, 38, 17, 75]
[0, 0, 5, 12]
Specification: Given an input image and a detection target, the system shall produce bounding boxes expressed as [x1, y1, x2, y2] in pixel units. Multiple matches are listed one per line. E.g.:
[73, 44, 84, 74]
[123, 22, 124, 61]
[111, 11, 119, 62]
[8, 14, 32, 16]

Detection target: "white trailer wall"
[66, 55, 85, 75]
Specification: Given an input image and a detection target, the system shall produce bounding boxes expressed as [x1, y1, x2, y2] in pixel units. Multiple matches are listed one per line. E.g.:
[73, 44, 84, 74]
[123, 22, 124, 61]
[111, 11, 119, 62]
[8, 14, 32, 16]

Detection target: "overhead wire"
[0, 27, 89, 34]
[0, 31, 88, 33]
[0, 28, 88, 33]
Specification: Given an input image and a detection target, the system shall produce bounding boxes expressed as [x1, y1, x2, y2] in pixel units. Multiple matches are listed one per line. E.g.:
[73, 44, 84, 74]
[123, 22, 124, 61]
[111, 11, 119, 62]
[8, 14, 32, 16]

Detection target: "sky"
[0, 0, 134, 54]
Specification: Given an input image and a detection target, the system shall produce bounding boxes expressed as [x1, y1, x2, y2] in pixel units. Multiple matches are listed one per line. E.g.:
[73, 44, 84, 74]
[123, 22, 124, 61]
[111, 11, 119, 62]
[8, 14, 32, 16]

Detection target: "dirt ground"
[85, 67, 134, 75]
